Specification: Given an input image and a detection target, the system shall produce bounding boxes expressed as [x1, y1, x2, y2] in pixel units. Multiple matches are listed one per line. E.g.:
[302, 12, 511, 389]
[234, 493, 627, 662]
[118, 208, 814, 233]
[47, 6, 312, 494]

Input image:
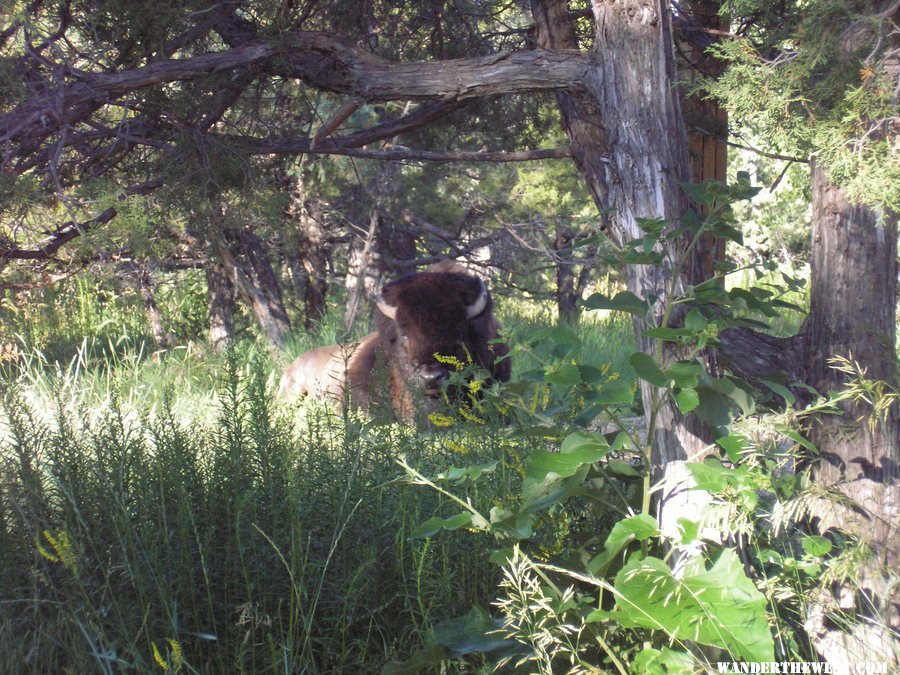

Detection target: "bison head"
[374, 263, 510, 417]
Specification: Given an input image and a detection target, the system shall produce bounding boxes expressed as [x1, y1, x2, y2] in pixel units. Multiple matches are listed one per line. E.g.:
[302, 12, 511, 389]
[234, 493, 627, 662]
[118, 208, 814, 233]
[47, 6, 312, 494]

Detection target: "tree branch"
[1, 31, 588, 172]
[224, 136, 572, 161]
[0, 179, 161, 262]
[0, 207, 118, 261]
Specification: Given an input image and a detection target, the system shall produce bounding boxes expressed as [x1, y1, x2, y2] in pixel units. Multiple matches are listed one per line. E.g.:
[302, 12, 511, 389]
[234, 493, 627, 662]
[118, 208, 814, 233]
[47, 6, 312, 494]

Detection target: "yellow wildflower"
[445, 440, 469, 455]
[458, 407, 485, 425]
[433, 353, 464, 371]
[152, 642, 167, 670]
[152, 639, 184, 673]
[38, 530, 78, 574]
[428, 412, 456, 427]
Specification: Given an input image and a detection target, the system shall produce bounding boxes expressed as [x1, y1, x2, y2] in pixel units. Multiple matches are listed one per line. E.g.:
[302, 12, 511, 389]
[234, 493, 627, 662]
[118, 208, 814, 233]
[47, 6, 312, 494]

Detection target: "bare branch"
[310, 98, 363, 150]
[225, 135, 572, 162]
[0, 207, 118, 261]
[0, 179, 161, 262]
[1, 31, 587, 173]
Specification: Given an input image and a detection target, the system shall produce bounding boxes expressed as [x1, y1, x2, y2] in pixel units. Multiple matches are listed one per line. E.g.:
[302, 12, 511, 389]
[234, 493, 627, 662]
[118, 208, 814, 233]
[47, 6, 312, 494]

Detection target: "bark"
[1, 32, 587, 168]
[344, 209, 385, 331]
[554, 226, 579, 323]
[344, 156, 408, 329]
[0, 208, 118, 261]
[217, 226, 291, 348]
[808, 163, 899, 486]
[679, 0, 728, 284]
[136, 265, 174, 351]
[223, 139, 572, 162]
[801, 164, 900, 666]
[288, 171, 330, 331]
[205, 256, 235, 351]
[533, 0, 708, 546]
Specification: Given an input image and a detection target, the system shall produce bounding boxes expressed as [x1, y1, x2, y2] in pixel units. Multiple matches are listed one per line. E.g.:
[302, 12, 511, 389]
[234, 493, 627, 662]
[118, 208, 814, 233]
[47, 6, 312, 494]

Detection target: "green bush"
[0, 354, 544, 673]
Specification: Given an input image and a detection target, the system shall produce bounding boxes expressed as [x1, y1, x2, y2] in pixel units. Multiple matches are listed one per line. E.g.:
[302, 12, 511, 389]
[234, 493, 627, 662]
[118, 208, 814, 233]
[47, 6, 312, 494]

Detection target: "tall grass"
[0, 348, 565, 673]
[0, 288, 638, 672]
[499, 300, 636, 386]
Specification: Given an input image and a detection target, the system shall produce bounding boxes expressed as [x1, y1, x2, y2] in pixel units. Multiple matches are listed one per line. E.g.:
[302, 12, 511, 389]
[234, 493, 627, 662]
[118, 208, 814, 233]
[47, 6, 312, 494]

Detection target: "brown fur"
[276, 261, 510, 421]
[374, 261, 510, 419]
[276, 332, 379, 410]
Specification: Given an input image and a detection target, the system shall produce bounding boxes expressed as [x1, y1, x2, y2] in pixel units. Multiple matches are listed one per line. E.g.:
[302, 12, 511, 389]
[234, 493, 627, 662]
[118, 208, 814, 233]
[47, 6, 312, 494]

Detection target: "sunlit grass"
[0, 356, 536, 673]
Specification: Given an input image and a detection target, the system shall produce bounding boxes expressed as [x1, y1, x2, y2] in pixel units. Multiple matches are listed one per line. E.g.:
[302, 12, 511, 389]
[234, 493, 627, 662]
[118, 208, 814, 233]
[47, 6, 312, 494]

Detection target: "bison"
[277, 261, 510, 421]
[274, 332, 380, 409]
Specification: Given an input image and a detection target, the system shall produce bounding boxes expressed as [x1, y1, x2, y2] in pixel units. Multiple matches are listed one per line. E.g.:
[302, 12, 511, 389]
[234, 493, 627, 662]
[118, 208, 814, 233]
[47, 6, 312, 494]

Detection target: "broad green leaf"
[756, 549, 783, 566]
[759, 378, 796, 406]
[709, 377, 755, 415]
[684, 308, 707, 331]
[631, 647, 696, 675]
[606, 460, 641, 477]
[771, 298, 805, 312]
[609, 431, 632, 451]
[545, 362, 581, 386]
[525, 445, 608, 480]
[711, 221, 743, 244]
[776, 425, 818, 452]
[522, 465, 591, 512]
[637, 216, 667, 235]
[489, 508, 534, 539]
[629, 352, 668, 387]
[802, 535, 833, 557]
[686, 461, 765, 507]
[561, 431, 609, 455]
[409, 513, 472, 539]
[587, 514, 658, 576]
[432, 606, 519, 658]
[678, 518, 699, 545]
[622, 249, 664, 265]
[591, 379, 634, 405]
[680, 181, 714, 207]
[694, 385, 733, 431]
[716, 434, 748, 463]
[612, 550, 775, 662]
[544, 325, 581, 351]
[438, 462, 498, 483]
[583, 290, 647, 316]
[686, 460, 734, 492]
[674, 388, 700, 413]
[578, 364, 605, 384]
[665, 361, 704, 388]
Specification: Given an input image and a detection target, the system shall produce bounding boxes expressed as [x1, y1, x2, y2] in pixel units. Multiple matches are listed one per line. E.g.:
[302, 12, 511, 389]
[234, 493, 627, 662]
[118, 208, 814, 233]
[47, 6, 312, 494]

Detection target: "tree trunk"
[287, 172, 331, 332]
[136, 265, 174, 351]
[217, 226, 291, 349]
[344, 157, 406, 329]
[205, 255, 235, 351]
[553, 226, 579, 323]
[807, 164, 899, 485]
[801, 163, 899, 668]
[533, 0, 710, 544]
[344, 208, 384, 330]
[679, 0, 728, 284]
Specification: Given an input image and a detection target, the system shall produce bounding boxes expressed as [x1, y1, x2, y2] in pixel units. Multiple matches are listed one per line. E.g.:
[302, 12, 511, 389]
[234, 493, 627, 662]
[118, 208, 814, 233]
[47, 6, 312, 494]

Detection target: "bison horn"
[376, 295, 398, 320]
[466, 280, 488, 318]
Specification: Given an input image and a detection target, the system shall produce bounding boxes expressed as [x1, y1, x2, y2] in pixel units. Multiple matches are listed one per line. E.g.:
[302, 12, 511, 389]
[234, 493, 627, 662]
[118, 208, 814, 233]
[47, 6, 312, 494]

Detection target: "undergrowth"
[0, 354, 556, 673]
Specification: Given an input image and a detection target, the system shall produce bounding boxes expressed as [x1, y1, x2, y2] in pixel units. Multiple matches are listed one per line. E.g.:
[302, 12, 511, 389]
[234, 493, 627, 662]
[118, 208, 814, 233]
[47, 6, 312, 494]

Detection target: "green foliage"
[604, 550, 774, 662]
[0, 270, 211, 364]
[395, 176, 895, 672]
[707, 0, 899, 209]
[0, 353, 531, 673]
